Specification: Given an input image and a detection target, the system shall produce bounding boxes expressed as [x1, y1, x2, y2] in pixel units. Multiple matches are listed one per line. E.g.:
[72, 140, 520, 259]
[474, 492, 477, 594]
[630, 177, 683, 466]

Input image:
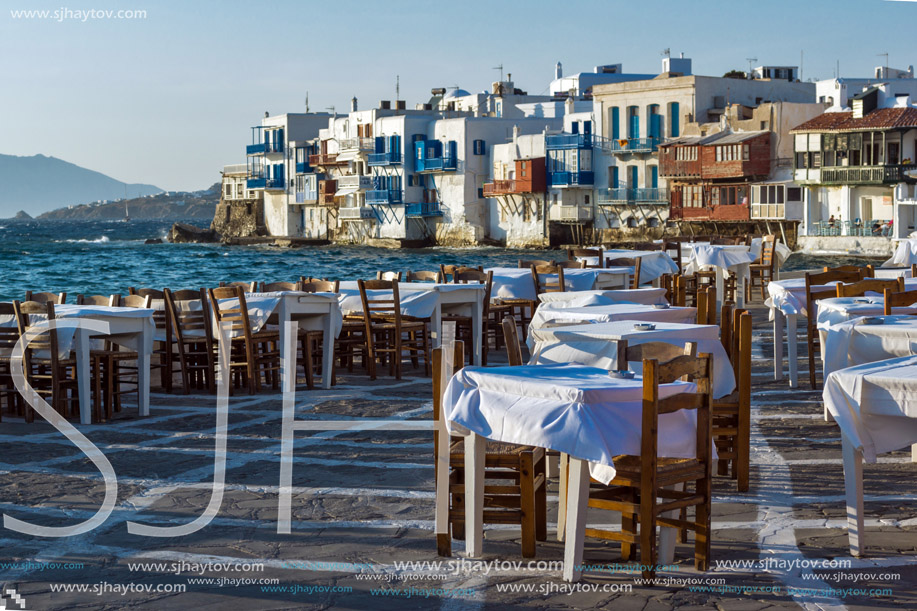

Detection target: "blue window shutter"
[477, 188, 484, 199]
[612, 166, 619, 189]
[671, 102, 680, 137]
[571, 122, 579, 134]
[651, 166, 658, 189]
[375, 137, 384, 153]
[448, 140, 457, 159]
[407, 174, 413, 187]
[611, 107, 620, 140]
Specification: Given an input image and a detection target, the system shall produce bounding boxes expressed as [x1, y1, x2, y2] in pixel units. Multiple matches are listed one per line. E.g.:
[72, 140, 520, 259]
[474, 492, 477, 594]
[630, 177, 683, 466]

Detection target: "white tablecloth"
[337, 282, 469, 318]
[487, 268, 631, 301]
[530, 302, 697, 332]
[770, 277, 917, 317]
[443, 363, 699, 483]
[817, 297, 917, 328]
[824, 355, 917, 461]
[680, 238, 791, 268]
[577, 250, 678, 282]
[882, 239, 917, 267]
[537, 288, 668, 307]
[527, 320, 735, 398]
[687, 245, 756, 274]
[822, 315, 917, 378]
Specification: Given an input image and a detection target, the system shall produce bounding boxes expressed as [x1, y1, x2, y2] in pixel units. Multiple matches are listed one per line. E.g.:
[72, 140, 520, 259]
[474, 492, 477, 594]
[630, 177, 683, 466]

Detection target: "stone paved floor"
[1, 299, 916, 610]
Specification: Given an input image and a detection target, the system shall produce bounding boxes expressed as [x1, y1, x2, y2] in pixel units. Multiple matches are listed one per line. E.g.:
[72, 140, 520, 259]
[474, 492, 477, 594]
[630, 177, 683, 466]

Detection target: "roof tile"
[790, 107, 917, 133]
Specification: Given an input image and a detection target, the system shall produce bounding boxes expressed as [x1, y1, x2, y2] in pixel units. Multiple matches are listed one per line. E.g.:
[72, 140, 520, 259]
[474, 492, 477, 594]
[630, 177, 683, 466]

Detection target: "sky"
[1, 0, 916, 192]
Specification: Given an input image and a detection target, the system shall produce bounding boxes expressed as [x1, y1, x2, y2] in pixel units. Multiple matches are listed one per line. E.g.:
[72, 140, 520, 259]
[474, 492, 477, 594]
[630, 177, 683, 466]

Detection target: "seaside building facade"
[791, 84, 917, 243]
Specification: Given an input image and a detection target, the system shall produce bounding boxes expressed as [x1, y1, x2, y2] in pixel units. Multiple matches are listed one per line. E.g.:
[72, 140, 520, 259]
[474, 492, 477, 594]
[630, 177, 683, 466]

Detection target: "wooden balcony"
[483, 180, 517, 196]
[309, 153, 347, 167]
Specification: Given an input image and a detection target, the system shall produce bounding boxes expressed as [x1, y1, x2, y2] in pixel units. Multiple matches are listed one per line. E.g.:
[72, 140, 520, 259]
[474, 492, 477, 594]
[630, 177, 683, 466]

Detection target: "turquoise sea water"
[0, 219, 882, 301]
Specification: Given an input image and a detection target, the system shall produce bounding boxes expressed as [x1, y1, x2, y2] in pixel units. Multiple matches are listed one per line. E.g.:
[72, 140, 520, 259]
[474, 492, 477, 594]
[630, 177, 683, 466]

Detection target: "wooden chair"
[301, 279, 346, 384]
[671, 275, 688, 307]
[76, 294, 117, 306]
[552, 260, 585, 269]
[711, 236, 743, 245]
[531, 264, 565, 296]
[0, 303, 22, 420]
[695, 286, 716, 325]
[835, 277, 904, 298]
[712, 308, 752, 491]
[439, 265, 460, 283]
[208, 286, 280, 394]
[581, 351, 714, 579]
[747, 235, 776, 301]
[607, 257, 642, 290]
[631, 242, 663, 251]
[24, 291, 66, 304]
[300, 279, 340, 293]
[405, 270, 442, 283]
[433, 338, 547, 558]
[823, 265, 872, 278]
[13, 300, 80, 422]
[219, 281, 256, 292]
[129, 287, 174, 392]
[518, 259, 551, 269]
[165, 288, 215, 394]
[663, 240, 683, 273]
[884, 287, 917, 314]
[567, 249, 603, 269]
[357, 279, 430, 380]
[376, 271, 402, 282]
[805, 270, 863, 389]
[260, 281, 302, 292]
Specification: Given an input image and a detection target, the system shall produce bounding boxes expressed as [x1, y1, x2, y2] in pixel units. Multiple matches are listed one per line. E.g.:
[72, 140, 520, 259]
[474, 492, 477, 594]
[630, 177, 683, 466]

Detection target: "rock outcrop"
[167, 222, 218, 244]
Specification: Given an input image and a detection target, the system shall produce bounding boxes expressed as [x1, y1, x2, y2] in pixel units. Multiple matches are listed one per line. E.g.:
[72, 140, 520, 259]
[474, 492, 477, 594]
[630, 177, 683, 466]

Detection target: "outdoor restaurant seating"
[712, 306, 752, 491]
[606, 257, 642, 289]
[356, 279, 429, 380]
[884, 287, 917, 314]
[804, 269, 864, 389]
[24, 291, 66, 305]
[746, 235, 776, 301]
[165, 288, 214, 394]
[835, 277, 904, 298]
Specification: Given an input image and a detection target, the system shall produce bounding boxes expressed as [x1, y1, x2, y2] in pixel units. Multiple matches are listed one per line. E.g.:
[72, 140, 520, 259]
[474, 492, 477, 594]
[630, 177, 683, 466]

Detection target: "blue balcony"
[264, 178, 284, 190]
[607, 137, 659, 154]
[597, 187, 669, 203]
[296, 161, 310, 174]
[546, 133, 593, 149]
[405, 202, 443, 217]
[549, 171, 594, 187]
[246, 177, 265, 189]
[415, 157, 457, 172]
[368, 152, 403, 166]
[247, 143, 267, 155]
[366, 189, 403, 205]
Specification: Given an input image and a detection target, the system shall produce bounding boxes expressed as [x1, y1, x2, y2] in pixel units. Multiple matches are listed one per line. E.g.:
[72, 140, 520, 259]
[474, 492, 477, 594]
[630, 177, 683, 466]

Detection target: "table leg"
[137, 326, 152, 417]
[322, 310, 334, 390]
[786, 313, 798, 388]
[277, 298, 290, 387]
[773, 307, 784, 381]
[715, 266, 725, 310]
[562, 457, 590, 582]
[842, 436, 865, 556]
[471, 293, 483, 367]
[464, 432, 486, 558]
[657, 482, 683, 565]
[432, 303, 443, 349]
[736, 263, 748, 309]
[75, 329, 92, 425]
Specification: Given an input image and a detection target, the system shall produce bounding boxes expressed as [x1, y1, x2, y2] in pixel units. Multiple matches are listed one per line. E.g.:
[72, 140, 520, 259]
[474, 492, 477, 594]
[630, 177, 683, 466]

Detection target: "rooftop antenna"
[661, 48, 671, 58]
[878, 52, 889, 77]
[493, 64, 504, 82]
[305, 92, 310, 112]
[396, 75, 400, 101]
[746, 57, 757, 79]
[326, 106, 335, 117]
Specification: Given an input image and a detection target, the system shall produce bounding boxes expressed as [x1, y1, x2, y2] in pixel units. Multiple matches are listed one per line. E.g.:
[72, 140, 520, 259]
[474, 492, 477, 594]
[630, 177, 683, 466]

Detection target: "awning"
[334, 187, 358, 197]
[336, 150, 361, 162]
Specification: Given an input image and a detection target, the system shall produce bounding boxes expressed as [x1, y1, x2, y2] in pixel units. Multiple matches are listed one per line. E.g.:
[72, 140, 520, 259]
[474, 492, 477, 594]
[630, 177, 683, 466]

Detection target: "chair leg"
[519, 451, 537, 558]
[535, 452, 547, 542]
[639, 486, 657, 581]
[807, 332, 817, 390]
[621, 489, 637, 560]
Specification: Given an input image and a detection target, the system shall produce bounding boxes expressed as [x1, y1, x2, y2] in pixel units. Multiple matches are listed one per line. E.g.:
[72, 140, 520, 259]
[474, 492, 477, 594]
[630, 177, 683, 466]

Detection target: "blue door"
[628, 107, 639, 140]
[629, 166, 638, 194]
[650, 166, 658, 189]
[611, 107, 620, 140]
[276, 128, 284, 151]
[670, 102, 680, 137]
[611, 166, 619, 189]
[650, 113, 661, 143]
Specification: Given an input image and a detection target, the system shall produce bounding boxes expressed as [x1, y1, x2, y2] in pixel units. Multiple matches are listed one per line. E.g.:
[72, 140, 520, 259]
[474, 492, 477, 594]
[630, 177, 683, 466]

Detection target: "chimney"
[395, 100, 406, 110]
[513, 125, 520, 145]
[565, 96, 574, 116]
[264, 111, 269, 118]
[350, 97, 358, 112]
[555, 61, 563, 79]
[380, 100, 391, 110]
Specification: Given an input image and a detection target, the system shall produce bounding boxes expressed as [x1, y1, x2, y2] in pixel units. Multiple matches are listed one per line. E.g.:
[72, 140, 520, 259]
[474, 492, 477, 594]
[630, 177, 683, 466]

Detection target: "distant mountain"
[0, 153, 163, 217]
[37, 185, 219, 221]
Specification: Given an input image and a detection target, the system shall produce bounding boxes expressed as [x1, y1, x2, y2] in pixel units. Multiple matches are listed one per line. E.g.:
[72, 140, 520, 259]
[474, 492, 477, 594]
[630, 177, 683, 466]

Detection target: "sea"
[0, 219, 883, 301]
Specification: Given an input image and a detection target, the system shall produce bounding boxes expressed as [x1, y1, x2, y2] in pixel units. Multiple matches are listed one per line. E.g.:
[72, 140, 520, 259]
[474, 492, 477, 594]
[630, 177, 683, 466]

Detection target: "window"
[795, 152, 807, 169]
[473, 139, 485, 155]
[584, 195, 590, 205]
[743, 145, 749, 161]
[225, 184, 232, 197]
[787, 187, 801, 201]
[716, 147, 722, 162]
[477, 187, 484, 199]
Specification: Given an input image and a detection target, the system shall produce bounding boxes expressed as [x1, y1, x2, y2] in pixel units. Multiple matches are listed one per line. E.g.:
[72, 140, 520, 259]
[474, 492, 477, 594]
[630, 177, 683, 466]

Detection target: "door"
[629, 166, 639, 192]
[611, 166, 619, 189]
[611, 107, 620, 140]
[650, 166, 658, 189]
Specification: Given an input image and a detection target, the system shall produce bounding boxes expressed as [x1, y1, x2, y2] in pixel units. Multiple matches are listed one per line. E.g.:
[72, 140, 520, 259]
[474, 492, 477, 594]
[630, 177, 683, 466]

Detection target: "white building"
[816, 64, 916, 109]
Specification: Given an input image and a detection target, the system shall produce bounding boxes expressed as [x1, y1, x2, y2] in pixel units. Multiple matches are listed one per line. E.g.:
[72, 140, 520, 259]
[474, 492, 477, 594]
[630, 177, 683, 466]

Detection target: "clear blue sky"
[2, 0, 915, 191]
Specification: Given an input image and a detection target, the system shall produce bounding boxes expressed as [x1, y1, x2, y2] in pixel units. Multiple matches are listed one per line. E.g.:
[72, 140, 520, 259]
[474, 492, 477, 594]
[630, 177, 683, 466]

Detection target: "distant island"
[34, 186, 219, 221]
[0, 153, 163, 217]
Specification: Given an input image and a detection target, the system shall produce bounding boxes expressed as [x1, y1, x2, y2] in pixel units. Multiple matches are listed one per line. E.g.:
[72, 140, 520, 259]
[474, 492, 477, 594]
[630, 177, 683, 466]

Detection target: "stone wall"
[210, 198, 266, 238]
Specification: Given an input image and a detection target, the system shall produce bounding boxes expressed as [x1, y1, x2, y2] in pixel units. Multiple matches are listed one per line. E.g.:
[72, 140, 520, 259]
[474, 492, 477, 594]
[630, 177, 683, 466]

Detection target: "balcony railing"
[817, 164, 917, 185]
[546, 133, 593, 149]
[246, 177, 265, 189]
[483, 180, 516, 196]
[246, 141, 284, 155]
[597, 188, 669, 203]
[366, 189, 403, 205]
[368, 152, 404, 166]
[338, 206, 376, 220]
[548, 205, 594, 222]
[549, 171, 594, 186]
[405, 202, 443, 217]
[223, 164, 248, 175]
[337, 175, 373, 191]
[295, 190, 317, 203]
[607, 137, 659, 154]
[264, 178, 284, 190]
[340, 137, 376, 152]
[309, 153, 345, 166]
[416, 157, 457, 172]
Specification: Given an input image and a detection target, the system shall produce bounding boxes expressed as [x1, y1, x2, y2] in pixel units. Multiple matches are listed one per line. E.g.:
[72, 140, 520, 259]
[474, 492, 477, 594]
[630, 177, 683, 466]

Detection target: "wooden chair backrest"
[130, 288, 167, 333]
[884, 288, 917, 314]
[624, 340, 697, 365]
[607, 257, 642, 289]
[260, 281, 301, 292]
[663, 240, 683, 272]
[358, 279, 404, 327]
[696, 286, 716, 325]
[208, 286, 254, 340]
[519, 259, 551, 269]
[121, 294, 151, 309]
[820, 266, 869, 279]
[501, 315, 524, 366]
[720, 302, 734, 355]
[671, 274, 687, 307]
[568, 248, 603, 268]
[219, 281, 255, 292]
[454, 270, 493, 315]
[835, 277, 904, 298]
[25, 291, 66, 305]
[439, 264, 459, 282]
[13, 300, 60, 361]
[0, 302, 21, 355]
[129, 287, 164, 299]
[406, 270, 442, 283]
[165, 288, 211, 343]
[531, 264, 565, 295]
[301, 279, 340, 293]
[376, 271, 402, 282]
[711, 237, 743, 245]
[631, 242, 663, 251]
[553, 260, 585, 269]
[76, 294, 116, 306]
[759, 235, 776, 268]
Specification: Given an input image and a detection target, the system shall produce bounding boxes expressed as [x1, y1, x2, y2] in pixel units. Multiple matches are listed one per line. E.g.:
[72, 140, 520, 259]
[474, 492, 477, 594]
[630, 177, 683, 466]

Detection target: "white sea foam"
[64, 236, 110, 244]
